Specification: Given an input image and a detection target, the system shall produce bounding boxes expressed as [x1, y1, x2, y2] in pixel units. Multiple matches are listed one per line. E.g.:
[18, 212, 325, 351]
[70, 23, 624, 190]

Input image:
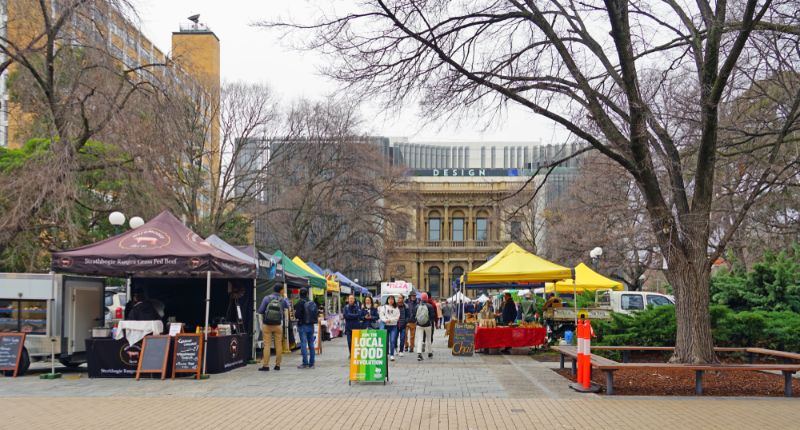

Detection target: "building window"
[510, 221, 522, 241]
[429, 217, 441, 241]
[476, 218, 488, 241]
[452, 218, 464, 241]
[428, 266, 441, 298]
[395, 225, 407, 240]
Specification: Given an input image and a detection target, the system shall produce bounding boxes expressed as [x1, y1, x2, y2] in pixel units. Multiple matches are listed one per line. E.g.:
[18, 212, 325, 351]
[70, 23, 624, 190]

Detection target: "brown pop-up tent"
[51, 210, 256, 375]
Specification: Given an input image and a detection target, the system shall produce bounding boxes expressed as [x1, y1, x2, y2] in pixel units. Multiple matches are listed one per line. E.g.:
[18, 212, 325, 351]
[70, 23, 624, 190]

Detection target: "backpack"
[263, 297, 283, 325]
[416, 303, 430, 325]
[303, 300, 318, 325]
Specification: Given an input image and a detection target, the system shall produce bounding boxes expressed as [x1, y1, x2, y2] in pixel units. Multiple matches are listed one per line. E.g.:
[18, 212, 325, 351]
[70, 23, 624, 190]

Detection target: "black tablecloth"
[86, 338, 142, 378]
[205, 334, 251, 374]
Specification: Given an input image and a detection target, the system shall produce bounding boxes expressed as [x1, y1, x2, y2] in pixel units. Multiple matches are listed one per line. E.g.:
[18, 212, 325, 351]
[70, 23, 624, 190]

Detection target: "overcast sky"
[135, 0, 566, 144]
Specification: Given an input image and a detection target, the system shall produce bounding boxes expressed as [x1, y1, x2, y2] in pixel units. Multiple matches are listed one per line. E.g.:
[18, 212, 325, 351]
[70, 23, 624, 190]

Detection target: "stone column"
[468, 205, 474, 241]
[443, 260, 450, 298]
[417, 205, 424, 240]
[443, 204, 449, 241]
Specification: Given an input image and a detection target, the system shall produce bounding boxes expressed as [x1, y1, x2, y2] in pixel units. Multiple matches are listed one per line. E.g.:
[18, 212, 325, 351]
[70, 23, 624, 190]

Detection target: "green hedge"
[592, 305, 800, 353]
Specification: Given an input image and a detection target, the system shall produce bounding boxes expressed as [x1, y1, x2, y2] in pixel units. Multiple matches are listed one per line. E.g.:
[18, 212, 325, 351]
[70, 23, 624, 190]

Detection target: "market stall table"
[204, 333, 251, 374]
[474, 327, 546, 349]
[86, 337, 145, 378]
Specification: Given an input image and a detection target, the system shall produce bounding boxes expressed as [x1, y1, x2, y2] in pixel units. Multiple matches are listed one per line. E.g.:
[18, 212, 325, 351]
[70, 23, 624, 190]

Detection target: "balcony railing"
[392, 240, 506, 249]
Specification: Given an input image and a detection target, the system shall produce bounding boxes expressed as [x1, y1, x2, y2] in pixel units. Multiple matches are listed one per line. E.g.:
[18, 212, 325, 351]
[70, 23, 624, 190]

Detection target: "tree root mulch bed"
[554, 367, 800, 397]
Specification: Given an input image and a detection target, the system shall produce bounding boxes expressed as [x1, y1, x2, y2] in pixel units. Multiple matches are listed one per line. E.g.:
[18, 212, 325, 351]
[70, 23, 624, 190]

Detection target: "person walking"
[343, 294, 362, 357]
[362, 296, 379, 329]
[396, 295, 409, 356]
[406, 291, 419, 353]
[379, 295, 400, 361]
[414, 293, 436, 361]
[442, 299, 453, 326]
[294, 288, 318, 369]
[435, 299, 444, 329]
[257, 284, 290, 371]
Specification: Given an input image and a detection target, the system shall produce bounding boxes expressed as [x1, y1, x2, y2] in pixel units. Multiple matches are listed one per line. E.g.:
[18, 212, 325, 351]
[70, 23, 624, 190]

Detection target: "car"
[104, 291, 127, 325]
[597, 290, 674, 315]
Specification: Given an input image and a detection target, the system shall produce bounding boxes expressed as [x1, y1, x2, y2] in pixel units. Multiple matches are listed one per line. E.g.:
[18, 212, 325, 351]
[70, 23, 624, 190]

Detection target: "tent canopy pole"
[202, 270, 211, 375]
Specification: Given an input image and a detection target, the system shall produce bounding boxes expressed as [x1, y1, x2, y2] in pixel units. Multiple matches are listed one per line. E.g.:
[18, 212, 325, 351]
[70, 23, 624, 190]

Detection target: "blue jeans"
[298, 324, 315, 366]
[397, 325, 406, 352]
[386, 325, 398, 356]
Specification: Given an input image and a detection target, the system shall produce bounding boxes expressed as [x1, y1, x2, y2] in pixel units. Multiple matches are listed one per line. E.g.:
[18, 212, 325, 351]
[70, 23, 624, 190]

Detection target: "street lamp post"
[589, 247, 603, 271]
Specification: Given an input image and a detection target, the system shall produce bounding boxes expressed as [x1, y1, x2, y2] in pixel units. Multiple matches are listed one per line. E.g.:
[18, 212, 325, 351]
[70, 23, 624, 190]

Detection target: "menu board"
[172, 334, 202, 379]
[0, 333, 26, 377]
[451, 323, 476, 356]
[136, 335, 171, 380]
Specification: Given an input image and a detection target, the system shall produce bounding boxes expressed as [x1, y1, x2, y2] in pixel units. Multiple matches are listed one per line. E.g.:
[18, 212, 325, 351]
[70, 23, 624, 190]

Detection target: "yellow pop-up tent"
[465, 242, 573, 284]
[292, 256, 328, 296]
[546, 263, 624, 294]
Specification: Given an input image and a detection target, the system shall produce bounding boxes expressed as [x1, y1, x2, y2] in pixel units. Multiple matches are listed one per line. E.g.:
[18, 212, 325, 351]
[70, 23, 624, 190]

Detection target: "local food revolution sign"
[349, 329, 387, 383]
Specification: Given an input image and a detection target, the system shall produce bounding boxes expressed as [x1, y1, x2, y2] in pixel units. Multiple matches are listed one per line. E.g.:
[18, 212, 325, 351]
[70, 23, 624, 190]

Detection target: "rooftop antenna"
[188, 14, 200, 24]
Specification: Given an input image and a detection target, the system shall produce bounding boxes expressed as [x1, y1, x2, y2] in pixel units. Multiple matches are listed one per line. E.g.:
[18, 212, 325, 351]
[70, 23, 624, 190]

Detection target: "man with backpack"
[294, 288, 318, 369]
[414, 292, 436, 361]
[405, 291, 419, 353]
[257, 284, 290, 371]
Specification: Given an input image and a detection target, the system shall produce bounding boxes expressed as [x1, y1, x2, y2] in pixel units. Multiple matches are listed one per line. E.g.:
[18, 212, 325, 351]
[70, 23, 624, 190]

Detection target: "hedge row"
[592, 305, 800, 353]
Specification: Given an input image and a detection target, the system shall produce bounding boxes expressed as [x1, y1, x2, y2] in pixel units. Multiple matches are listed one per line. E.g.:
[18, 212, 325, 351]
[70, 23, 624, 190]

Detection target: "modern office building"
[371, 137, 583, 170]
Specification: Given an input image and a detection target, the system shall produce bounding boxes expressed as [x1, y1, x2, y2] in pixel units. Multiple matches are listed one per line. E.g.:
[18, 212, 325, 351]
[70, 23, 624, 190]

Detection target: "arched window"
[428, 266, 441, 298]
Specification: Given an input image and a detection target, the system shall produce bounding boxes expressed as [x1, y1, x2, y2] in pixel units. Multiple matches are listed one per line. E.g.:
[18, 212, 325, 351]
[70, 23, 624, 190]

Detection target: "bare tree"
[264, 0, 800, 363]
[0, 0, 167, 267]
[145, 80, 280, 240]
[257, 98, 406, 281]
[544, 155, 661, 289]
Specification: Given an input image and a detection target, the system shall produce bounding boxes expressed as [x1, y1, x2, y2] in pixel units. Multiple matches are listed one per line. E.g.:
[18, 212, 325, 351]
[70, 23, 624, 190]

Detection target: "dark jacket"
[294, 298, 313, 326]
[397, 304, 409, 327]
[407, 299, 420, 324]
[501, 300, 517, 324]
[125, 299, 159, 321]
[258, 293, 290, 325]
[344, 303, 362, 330]
[415, 302, 435, 328]
[362, 307, 379, 328]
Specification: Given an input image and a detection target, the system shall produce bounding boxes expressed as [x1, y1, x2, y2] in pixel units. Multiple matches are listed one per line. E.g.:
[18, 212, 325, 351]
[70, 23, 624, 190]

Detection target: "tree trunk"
[667, 259, 717, 364]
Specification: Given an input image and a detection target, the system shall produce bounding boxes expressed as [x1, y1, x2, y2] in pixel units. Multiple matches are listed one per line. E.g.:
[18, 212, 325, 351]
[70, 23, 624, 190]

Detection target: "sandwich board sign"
[348, 329, 388, 385]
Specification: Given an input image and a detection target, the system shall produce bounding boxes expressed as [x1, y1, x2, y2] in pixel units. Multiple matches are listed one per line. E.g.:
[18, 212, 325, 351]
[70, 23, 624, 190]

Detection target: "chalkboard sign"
[451, 323, 476, 356]
[0, 333, 26, 377]
[136, 335, 171, 380]
[172, 334, 202, 380]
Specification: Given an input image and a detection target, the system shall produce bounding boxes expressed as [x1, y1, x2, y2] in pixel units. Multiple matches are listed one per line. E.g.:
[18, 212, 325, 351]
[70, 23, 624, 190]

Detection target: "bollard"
[576, 319, 584, 385]
[582, 319, 595, 390]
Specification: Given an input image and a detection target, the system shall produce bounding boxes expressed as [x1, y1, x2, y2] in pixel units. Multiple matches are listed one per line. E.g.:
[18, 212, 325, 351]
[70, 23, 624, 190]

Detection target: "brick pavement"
[2, 332, 799, 428]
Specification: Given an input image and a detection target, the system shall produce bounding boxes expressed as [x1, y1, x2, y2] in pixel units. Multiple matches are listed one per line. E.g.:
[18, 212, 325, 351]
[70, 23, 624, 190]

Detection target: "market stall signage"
[0, 333, 26, 377]
[136, 335, 171, 380]
[349, 329, 388, 384]
[172, 334, 203, 379]
[451, 323, 476, 356]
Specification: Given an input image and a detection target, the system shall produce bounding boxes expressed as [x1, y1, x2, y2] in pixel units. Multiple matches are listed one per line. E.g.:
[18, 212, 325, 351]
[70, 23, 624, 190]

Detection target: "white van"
[597, 290, 675, 315]
[1, 273, 105, 375]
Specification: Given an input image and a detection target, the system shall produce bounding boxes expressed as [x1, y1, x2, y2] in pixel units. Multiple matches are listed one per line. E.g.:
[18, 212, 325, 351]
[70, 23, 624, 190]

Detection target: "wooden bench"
[552, 345, 800, 396]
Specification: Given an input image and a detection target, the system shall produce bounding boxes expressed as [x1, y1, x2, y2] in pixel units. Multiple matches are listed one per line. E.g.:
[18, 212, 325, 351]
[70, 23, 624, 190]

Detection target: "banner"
[349, 329, 387, 383]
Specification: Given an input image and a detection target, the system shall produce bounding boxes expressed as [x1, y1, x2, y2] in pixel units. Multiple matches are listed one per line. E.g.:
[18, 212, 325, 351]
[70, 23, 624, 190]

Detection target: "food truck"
[0, 273, 105, 375]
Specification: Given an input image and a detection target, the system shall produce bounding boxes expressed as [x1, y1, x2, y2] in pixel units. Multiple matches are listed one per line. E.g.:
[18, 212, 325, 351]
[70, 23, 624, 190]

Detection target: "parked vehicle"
[104, 290, 127, 325]
[543, 289, 674, 339]
[0, 273, 105, 375]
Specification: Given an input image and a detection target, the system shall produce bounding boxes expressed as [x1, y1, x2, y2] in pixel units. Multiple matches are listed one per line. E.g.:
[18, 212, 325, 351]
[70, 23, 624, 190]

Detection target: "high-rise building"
[0, 2, 219, 154]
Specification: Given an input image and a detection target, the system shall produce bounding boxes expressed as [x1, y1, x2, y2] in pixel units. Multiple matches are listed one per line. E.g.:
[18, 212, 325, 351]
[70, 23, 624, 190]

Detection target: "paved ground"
[2, 332, 799, 428]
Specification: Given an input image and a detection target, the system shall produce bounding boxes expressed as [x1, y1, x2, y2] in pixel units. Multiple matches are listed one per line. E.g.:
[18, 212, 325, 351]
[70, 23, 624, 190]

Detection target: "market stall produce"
[459, 242, 574, 349]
